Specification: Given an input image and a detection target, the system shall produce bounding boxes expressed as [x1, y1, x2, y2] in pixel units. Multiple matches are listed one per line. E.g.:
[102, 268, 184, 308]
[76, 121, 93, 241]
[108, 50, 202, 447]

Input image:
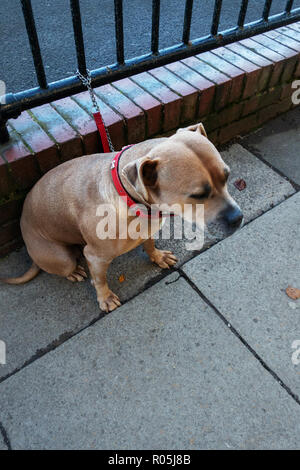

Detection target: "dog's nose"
[223, 205, 244, 228]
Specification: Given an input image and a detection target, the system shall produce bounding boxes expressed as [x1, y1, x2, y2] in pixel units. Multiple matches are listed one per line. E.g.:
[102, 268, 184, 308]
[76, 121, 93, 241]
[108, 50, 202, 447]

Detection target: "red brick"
[288, 23, 300, 33]
[131, 72, 181, 132]
[278, 25, 300, 43]
[240, 37, 284, 63]
[9, 111, 60, 173]
[30, 104, 83, 162]
[73, 90, 126, 151]
[219, 102, 243, 125]
[294, 61, 300, 78]
[0, 157, 13, 196]
[219, 114, 258, 144]
[269, 27, 300, 80]
[241, 95, 260, 117]
[279, 56, 297, 83]
[208, 129, 219, 146]
[251, 34, 298, 82]
[239, 38, 286, 86]
[51, 98, 99, 155]
[198, 51, 245, 103]
[165, 61, 215, 117]
[216, 45, 271, 97]
[0, 237, 23, 258]
[229, 40, 279, 87]
[0, 219, 21, 246]
[242, 86, 281, 117]
[226, 42, 273, 90]
[1, 128, 40, 190]
[149, 67, 198, 123]
[96, 84, 145, 144]
[182, 56, 231, 110]
[258, 98, 293, 126]
[197, 86, 216, 118]
[253, 33, 299, 59]
[280, 82, 294, 100]
[113, 78, 162, 137]
[203, 102, 243, 132]
[0, 198, 24, 225]
[264, 30, 300, 53]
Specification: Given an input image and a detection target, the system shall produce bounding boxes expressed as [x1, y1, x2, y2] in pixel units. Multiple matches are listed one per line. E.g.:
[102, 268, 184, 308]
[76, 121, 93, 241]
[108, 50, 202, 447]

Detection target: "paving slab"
[1, 274, 300, 450]
[242, 106, 300, 185]
[183, 191, 300, 398]
[0, 144, 295, 379]
[217, 144, 295, 222]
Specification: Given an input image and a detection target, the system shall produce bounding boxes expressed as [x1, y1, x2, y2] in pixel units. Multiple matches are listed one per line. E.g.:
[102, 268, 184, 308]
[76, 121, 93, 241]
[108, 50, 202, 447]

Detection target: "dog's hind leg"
[26, 235, 86, 282]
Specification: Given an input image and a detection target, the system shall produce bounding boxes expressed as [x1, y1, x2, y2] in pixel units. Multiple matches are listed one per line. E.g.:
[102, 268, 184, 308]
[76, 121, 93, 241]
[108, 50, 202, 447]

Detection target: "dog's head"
[122, 123, 243, 230]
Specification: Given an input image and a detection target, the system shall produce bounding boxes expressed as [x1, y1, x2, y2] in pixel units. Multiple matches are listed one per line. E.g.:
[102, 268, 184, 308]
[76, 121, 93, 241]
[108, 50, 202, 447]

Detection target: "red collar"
[111, 145, 162, 219]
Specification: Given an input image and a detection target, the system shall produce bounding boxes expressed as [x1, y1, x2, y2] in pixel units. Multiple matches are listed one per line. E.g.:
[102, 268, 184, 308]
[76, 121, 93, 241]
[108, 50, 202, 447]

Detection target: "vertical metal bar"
[237, 0, 249, 28]
[182, 0, 194, 44]
[21, 0, 47, 89]
[114, 0, 124, 64]
[285, 0, 294, 13]
[151, 0, 160, 54]
[211, 0, 223, 36]
[262, 0, 273, 21]
[70, 0, 87, 76]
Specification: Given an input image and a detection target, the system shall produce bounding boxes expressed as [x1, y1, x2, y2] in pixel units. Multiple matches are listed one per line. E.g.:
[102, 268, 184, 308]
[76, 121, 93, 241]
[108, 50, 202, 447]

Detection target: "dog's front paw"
[98, 290, 122, 313]
[150, 249, 178, 269]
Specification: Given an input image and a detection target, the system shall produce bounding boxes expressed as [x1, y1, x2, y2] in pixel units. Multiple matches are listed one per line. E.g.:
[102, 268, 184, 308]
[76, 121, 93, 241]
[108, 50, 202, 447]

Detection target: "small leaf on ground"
[119, 274, 125, 283]
[234, 178, 247, 191]
[286, 286, 300, 300]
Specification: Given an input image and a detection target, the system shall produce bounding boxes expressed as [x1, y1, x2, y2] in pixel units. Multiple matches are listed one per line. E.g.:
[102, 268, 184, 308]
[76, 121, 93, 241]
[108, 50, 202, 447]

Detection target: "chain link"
[76, 69, 114, 151]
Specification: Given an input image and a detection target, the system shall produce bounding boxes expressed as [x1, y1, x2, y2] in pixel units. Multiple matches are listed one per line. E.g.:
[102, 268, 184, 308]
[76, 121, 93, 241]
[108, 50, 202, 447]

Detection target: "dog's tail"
[0, 262, 40, 285]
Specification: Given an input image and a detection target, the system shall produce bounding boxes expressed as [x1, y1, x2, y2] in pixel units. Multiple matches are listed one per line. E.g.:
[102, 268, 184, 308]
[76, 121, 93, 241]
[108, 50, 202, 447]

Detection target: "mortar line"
[178, 268, 300, 406]
[0, 421, 12, 450]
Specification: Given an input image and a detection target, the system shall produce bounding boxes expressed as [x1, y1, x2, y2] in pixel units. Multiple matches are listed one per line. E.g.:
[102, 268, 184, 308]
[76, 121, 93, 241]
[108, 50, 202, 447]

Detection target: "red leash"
[76, 70, 174, 219]
[93, 111, 111, 153]
[76, 69, 114, 153]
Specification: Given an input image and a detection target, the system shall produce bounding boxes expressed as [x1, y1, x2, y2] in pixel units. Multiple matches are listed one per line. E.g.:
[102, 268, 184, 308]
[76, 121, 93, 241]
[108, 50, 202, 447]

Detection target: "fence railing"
[1, 0, 300, 143]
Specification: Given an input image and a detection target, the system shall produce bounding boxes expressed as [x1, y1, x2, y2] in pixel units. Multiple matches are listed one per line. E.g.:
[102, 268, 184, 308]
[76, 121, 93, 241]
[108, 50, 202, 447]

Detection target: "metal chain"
[76, 69, 114, 151]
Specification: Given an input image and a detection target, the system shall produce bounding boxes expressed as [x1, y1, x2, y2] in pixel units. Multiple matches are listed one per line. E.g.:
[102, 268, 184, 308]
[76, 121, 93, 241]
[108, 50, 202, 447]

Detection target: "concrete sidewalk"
[0, 108, 300, 449]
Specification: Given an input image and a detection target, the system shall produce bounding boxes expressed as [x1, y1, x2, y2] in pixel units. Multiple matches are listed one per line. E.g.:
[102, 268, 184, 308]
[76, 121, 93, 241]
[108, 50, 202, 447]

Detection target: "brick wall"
[1, 23, 300, 257]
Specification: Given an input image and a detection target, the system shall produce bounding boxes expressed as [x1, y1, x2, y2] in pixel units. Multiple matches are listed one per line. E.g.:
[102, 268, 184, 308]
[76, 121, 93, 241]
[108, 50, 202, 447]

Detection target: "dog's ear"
[122, 157, 159, 202]
[176, 122, 207, 138]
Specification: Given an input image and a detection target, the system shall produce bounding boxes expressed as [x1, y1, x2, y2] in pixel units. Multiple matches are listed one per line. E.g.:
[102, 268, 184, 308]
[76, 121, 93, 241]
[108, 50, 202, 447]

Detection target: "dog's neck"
[116, 148, 150, 207]
[116, 142, 164, 207]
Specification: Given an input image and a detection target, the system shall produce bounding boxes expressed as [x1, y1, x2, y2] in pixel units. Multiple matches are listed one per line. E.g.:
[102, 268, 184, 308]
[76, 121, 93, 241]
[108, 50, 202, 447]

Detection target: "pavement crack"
[165, 273, 181, 285]
[0, 422, 12, 450]
[179, 268, 300, 407]
[0, 269, 177, 385]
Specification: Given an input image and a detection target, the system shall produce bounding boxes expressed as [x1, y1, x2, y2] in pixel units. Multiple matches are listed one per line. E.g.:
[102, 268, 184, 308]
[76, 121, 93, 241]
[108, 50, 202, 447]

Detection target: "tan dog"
[1, 123, 243, 312]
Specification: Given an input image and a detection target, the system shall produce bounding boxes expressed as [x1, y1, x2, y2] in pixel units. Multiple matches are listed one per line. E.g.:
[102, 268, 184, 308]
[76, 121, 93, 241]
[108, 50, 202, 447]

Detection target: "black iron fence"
[1, 0, 300, 143]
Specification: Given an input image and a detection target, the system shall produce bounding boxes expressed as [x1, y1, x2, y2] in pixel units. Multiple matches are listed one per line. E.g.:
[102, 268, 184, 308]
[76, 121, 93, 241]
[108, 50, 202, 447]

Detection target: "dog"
[1, 123, 243, 312]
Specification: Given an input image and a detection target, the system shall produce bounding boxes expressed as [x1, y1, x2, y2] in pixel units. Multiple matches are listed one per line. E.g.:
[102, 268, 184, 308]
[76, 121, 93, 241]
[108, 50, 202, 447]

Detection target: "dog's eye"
[190, 183, 211, 200]
[190, 193, 207, 200]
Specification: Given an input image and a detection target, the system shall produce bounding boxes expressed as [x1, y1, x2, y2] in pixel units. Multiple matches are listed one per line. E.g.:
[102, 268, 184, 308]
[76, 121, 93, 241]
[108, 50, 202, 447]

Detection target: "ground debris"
[234, 178, 247, 191]
[286, 286, 300, 300]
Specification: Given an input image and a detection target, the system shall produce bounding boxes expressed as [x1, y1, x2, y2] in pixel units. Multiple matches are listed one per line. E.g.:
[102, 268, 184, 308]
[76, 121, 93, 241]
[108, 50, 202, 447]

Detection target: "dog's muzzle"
[222, 203, 244, 229]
